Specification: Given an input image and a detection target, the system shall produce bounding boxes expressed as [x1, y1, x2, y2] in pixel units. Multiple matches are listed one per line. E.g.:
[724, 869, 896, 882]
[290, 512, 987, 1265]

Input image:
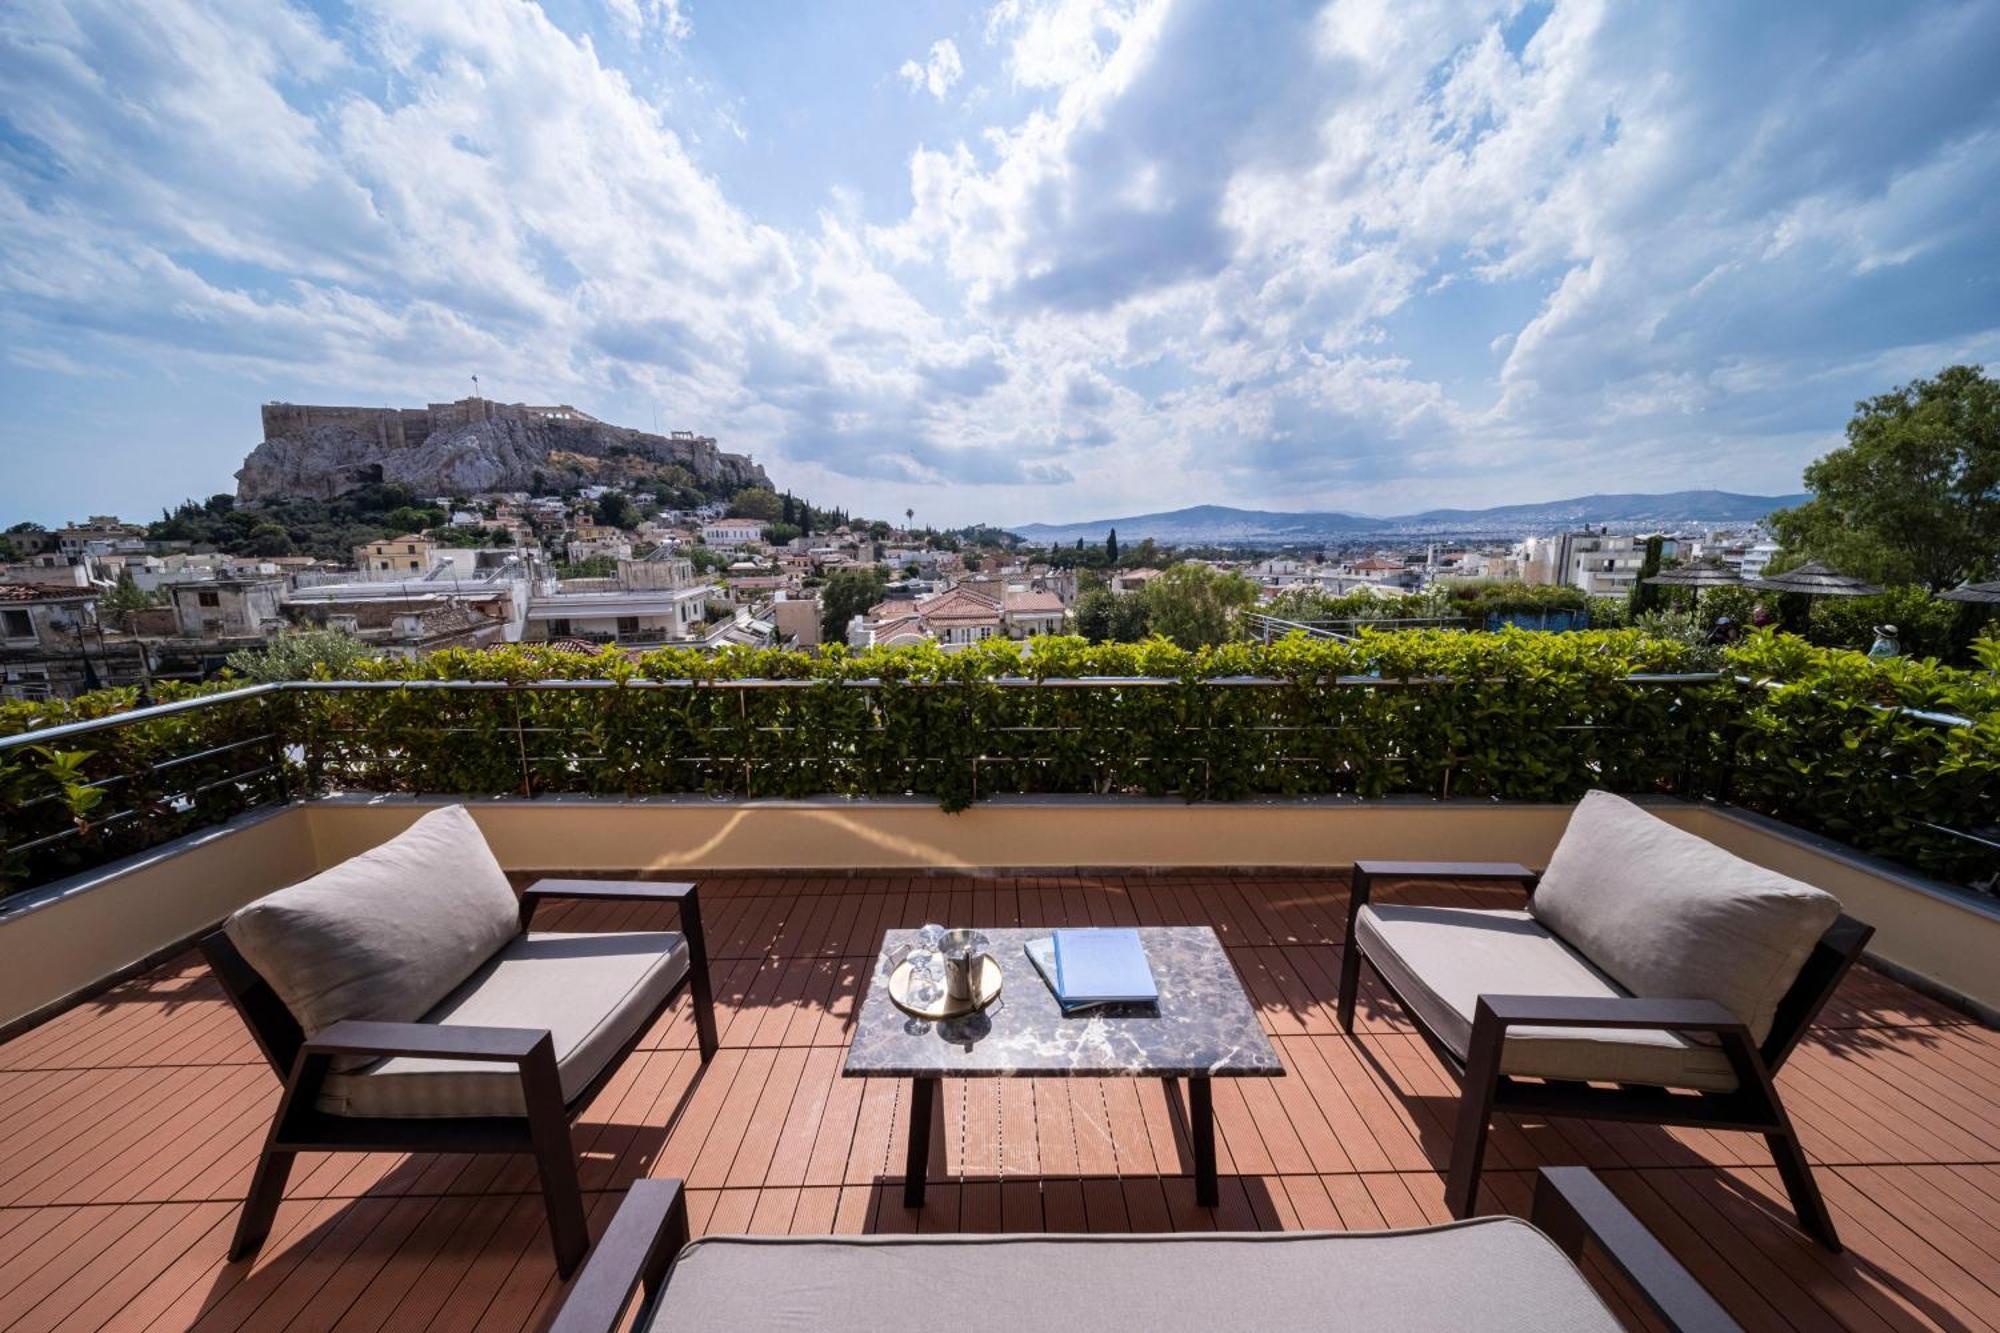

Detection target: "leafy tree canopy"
[224, 628, 373, 683]
[728, 486, 784, 521]
[820, 566, 889, 641]
[1140, 563, 1258, 648]
[594, 492, 640, 529]
[1773, 364, 1999, 591]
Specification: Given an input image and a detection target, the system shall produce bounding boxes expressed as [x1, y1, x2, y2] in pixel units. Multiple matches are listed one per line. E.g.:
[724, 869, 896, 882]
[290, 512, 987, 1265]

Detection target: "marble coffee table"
[844, 926, 1282, 1208]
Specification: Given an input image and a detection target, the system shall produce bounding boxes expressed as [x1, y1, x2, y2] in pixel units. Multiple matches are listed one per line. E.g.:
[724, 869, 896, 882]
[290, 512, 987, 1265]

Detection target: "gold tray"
[889, 956, 1003, 1019]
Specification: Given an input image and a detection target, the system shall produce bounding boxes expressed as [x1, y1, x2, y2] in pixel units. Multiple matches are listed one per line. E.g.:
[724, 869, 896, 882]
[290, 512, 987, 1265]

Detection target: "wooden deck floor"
[2, 871, 1998, 1332]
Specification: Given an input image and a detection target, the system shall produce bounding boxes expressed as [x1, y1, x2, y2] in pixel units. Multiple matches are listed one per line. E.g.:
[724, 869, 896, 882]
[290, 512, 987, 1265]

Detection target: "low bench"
[549, 1168, 1739, 1333]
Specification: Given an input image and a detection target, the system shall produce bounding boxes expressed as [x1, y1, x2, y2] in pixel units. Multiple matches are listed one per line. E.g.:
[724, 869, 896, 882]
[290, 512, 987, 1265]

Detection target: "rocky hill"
[236, 398, 770, 502]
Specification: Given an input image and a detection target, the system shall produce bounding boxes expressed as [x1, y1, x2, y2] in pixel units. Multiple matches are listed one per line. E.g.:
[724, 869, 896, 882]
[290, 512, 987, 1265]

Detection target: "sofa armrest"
[303, 1019, 554, 1064]
[547, 1179, 689, 1333]
[522, 878, 696, 906]
[1352, 860, 1540, 886]
[1532, 1167, 1742, 1333]
[1348, 861, 1540, 934]
[518, 879, 718, 1063]
[1475, 994, 1745, 1037]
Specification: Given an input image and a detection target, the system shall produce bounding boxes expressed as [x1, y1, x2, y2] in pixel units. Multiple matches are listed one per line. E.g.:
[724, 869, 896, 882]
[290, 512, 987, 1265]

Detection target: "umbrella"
[1940, 580, 2000, 604]
[1747, 560, 1883, 597]
[1643, 560, 1743, 588]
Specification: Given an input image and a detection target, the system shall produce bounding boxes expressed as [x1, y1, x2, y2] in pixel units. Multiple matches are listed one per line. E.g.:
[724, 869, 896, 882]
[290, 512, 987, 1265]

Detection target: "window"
[546, 618, 570, 637]
[405, 544, 416, 554]
[616, 616, 640, 635]
[408, 560, 420, 570]
[1, 609, 30, 639]
[197, 590, 220, 608]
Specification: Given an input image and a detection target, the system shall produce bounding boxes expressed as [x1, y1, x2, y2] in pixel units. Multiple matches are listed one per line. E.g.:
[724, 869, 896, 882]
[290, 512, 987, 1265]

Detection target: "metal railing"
[1, 671, 1988, 898]
[1242, 613, 1468, 643]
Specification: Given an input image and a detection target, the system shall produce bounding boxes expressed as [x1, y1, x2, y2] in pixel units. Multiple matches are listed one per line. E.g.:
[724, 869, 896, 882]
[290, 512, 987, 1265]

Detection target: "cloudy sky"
[3, 0, 1997, 527]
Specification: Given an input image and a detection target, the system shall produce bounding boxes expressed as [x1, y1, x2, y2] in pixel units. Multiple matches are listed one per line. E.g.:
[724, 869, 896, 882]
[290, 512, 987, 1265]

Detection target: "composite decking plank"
[0, 872, 1988, 1331]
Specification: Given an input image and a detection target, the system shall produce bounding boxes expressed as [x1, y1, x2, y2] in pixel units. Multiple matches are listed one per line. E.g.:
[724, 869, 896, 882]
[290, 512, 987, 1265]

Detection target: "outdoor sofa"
[1338, 789, 1872, 1248]
[200, 804, 718, 1276]
[548, 1167, 1740, 1332]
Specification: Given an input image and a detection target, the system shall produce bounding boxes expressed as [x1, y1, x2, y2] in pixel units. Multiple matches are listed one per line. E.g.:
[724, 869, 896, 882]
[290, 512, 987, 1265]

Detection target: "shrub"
[1724, 633, 1997, 885]
[1803, 585, 1966, 661]
[4, 629, 1992, 896]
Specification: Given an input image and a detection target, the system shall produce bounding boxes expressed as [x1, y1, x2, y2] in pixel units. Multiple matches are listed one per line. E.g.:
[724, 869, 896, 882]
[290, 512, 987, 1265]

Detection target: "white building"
[701, 519, 768, 549]
[1519, 532, 1681, 597]
[524, 585, 714, 645]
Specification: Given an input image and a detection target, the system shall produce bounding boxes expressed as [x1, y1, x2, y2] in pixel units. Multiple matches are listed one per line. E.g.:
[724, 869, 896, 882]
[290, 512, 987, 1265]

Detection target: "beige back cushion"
[1529, 791, 1841, 1044]
[225, 805, 521, 1040]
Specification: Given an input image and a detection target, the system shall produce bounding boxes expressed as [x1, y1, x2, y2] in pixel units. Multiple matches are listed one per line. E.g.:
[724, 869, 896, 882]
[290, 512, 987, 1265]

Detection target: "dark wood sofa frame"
[1335, 860, 1873, 1251]
[545, 1166, 1741, 1333]
[199, 878, 719, 1277]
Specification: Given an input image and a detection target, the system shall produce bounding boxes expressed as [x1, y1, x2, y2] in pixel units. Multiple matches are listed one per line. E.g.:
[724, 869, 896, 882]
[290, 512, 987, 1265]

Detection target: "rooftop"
[2, 868, 1996, 1330]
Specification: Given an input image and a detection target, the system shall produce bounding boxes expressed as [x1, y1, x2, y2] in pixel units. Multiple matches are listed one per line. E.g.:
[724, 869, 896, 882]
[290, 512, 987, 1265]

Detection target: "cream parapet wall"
[1, 797, 1994, 1034]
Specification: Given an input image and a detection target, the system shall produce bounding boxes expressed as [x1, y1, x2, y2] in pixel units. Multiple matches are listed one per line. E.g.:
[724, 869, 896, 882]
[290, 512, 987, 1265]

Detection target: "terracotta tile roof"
[1003, 590, 1065, 614]
[915, 587, 1001, 623]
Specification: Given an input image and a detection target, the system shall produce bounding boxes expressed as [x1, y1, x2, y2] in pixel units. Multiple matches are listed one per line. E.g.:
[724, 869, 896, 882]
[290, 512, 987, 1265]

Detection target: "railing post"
[511, 687, 534, 798]
[264, 691, 290, 804]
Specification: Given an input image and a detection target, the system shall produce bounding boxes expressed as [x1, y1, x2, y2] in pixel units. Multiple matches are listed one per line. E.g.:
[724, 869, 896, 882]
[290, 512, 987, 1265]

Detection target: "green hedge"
[1721, 634, 1998, 886]
[294, 630, 1715, 811]
[2, 629, 1993, 896]
[0, 681, 289, 892]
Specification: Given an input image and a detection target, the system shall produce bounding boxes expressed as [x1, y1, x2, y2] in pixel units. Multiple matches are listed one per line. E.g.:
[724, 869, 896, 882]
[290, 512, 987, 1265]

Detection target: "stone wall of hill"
[236, 398, 770, 501]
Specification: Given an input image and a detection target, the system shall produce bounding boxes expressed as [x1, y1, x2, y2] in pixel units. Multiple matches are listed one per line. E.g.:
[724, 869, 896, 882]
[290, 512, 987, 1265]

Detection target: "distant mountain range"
[1008, 490, 1810, 546]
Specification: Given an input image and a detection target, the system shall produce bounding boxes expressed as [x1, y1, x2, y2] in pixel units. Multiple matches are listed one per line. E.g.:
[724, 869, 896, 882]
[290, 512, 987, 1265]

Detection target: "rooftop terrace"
[1, 639, 1995, 1330]
[3, 868, 1998, 1332]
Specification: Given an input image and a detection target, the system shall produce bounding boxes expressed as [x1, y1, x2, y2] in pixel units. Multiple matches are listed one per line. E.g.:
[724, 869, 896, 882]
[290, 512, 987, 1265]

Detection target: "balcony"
[1, 657, 1996, 1330]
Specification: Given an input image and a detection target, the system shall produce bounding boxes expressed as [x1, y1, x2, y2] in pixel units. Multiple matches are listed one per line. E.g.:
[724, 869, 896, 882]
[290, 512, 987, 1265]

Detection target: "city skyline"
[3, 0, 1998, 527]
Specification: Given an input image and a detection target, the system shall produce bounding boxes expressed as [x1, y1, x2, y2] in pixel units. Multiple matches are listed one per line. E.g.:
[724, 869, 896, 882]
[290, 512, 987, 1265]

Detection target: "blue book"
[1052, 928, 1158, 1005]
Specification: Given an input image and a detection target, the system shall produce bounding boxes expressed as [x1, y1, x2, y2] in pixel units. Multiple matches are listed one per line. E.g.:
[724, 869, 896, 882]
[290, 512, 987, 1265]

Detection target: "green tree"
[381, 505, 445, 534]
[765, 521, 802, 546]
[225, 628, 372, 682]
[1105, 527, 1118, 563]
[1627, 535, 1665, 618]
[687, 545, 732, 574]
[820, 566, 889, 641]
[1773, 364, 2000, 591]
[728, 487, 784, 521]
[99, 572, 158, 626]
[246, 521, 295, 556]
[1071, 587, 1152, 642]
[595, 492, 640, 529]
[1139, 564, 1258, 648]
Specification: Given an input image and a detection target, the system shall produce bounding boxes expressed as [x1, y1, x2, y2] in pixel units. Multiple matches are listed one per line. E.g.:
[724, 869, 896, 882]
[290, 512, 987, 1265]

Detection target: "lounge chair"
[200, 804, 718, 1276]
[547, 1167, 1741, 1332]
[1337, 790, 1871, 1248]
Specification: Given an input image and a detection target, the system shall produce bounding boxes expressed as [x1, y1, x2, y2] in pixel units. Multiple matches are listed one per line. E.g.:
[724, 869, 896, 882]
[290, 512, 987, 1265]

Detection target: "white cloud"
[2, 0, 1998, 525]
[606, 0, 691, 44]
[898, 38, 964, 100]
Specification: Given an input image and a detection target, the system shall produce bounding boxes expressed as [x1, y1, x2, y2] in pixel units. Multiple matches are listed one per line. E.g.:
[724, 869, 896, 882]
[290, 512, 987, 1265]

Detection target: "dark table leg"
[903, 1076, 936, 1208]
[1190, 1075, 1217, 1207]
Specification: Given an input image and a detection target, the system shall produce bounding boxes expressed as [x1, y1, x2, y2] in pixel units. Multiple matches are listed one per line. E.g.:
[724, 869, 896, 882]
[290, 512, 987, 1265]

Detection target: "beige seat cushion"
[1530, 791, 1841, 1044]
[1356, 904, 1739, 1092]
[318, 931, 688, 1118]
[644, 1222, 1625, 1332]
[225, 806, 520, 1066]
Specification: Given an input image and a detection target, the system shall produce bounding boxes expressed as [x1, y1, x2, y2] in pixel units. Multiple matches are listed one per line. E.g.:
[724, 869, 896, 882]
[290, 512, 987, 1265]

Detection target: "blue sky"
[2, 0, 1998, 526]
